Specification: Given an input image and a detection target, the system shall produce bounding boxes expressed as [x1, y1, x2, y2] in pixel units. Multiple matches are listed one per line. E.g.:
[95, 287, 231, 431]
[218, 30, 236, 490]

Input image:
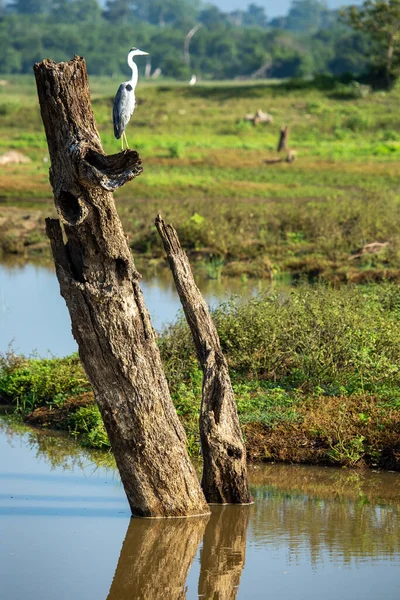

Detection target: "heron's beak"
[137, 50, 149, 56]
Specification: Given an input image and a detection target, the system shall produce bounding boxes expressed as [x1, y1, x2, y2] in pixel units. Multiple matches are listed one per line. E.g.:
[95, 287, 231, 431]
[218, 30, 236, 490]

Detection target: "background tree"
[0, 0, 379, 80]
[8, 0, 48, 14]
[285, 0, 330, 33]
[104, 0, 134, 23]
[243, 3, 268, 27]
[341, 0, 400, 87]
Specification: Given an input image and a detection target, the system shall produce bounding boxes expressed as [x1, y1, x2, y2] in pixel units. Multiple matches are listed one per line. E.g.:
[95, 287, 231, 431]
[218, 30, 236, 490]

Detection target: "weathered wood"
[34, 56, 209, 518]
[277, 125, 289, 152]
[198, 506, 250, 599]
[155, 216, 251, 504]
[107, 516, 209, 600]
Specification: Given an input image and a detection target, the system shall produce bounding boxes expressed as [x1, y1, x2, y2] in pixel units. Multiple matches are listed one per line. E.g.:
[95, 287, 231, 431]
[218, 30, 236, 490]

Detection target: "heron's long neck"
[127, 55, 138, 87]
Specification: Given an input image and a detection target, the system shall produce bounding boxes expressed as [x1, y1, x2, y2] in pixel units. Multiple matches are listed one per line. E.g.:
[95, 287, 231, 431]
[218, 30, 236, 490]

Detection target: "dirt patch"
[25, 392, 94, 429]
[0, 151, 31, 165]
[0, 206, 50, 256]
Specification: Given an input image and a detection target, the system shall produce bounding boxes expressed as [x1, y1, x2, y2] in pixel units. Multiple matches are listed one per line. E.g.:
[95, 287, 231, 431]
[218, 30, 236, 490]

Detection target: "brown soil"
[25, 392, 94, 428]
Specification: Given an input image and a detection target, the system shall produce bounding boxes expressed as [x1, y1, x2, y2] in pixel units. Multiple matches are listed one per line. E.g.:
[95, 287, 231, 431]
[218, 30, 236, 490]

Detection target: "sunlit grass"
[1, 75, 400, 279]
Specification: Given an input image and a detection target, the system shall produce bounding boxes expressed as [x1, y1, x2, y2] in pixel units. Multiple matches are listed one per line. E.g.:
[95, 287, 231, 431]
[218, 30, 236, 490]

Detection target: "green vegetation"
[1, 283, 399, 468]
[341, 0, 400, 87]
[2, 77, 400, 281]
[0, 0, 371, 80]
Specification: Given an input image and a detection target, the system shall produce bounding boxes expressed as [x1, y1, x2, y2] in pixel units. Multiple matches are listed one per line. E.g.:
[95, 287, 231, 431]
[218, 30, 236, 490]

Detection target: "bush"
[160, 283, 400, 397]
[0, 351, 89, 413]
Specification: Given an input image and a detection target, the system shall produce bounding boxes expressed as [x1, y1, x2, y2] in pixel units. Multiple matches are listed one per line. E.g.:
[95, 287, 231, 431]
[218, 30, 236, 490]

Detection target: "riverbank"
[1, 283, 399, 469]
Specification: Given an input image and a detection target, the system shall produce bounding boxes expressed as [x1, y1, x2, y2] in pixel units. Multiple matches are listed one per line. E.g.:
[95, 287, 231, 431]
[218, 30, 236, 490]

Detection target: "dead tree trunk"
[277, 125, 289, 152]
[155, 216, 251, 504]
[33, 56, 209, 518]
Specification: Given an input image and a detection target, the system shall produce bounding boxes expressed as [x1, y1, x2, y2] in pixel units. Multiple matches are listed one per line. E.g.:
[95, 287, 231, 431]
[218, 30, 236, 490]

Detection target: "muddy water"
[1, 418, 399, 600]
[0, 261, 272, 356]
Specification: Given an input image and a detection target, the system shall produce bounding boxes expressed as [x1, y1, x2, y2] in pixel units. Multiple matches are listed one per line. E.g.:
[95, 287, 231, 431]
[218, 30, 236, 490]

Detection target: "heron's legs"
[123, 131, 130, 150]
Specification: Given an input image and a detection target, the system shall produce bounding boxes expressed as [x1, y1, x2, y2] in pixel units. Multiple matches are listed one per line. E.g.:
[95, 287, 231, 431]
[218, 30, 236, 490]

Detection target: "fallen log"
[33, 56, 209, 518]
[155, 216, 251, 504]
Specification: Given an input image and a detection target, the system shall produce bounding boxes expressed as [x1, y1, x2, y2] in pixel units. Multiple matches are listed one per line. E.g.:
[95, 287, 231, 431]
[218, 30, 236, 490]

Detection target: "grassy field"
[1, 74, 400, 281]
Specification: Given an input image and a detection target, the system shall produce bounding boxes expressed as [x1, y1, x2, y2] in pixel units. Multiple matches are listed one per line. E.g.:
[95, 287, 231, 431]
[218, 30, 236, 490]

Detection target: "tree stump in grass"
[155, 215, 251, 504]
[33, 56, 209, 518]
[277, 125, 289, 153]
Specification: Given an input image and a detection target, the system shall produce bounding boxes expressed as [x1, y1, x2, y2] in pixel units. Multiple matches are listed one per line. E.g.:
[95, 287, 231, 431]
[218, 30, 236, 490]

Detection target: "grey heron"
[113, 47, 149, 151]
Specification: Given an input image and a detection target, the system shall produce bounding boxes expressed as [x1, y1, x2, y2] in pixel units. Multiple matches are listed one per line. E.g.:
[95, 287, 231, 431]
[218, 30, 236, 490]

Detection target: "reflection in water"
[199, 506, 250, 600]
[250, 487, 400, 566]
[0, 417, 116, 472]
[249, 463, 400, 505]
[107, 516, 209, 600]
[1, 418, 400, 600]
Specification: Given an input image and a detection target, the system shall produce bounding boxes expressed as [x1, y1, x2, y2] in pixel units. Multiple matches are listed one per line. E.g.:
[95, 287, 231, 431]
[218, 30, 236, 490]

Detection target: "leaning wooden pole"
[33, 56, 209, 518]
[155, 216, 251, 504]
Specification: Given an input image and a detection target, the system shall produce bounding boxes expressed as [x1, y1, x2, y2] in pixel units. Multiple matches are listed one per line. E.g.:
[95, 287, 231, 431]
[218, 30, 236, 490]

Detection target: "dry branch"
[277, 125, 289, 152]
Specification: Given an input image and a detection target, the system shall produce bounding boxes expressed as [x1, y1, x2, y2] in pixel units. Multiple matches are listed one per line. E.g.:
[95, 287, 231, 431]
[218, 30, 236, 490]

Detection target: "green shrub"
[68, 405, 110, 449]
[160, 283, 400, 397]
[0, 352, 89, 414]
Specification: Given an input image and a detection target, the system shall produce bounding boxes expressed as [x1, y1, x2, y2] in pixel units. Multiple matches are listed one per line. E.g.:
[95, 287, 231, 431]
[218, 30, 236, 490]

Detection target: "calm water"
[1, 418, 399, 600]
[0, 261, 271, 356]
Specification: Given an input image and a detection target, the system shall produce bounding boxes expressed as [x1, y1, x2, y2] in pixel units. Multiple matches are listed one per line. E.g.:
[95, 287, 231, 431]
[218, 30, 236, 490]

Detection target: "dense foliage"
[0, 0, 372, 79]
[341, 0, 400, 87]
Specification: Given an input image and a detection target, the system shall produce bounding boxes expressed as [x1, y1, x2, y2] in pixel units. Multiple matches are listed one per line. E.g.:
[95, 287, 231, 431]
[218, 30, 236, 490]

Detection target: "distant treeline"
[0, 0, 371, 79]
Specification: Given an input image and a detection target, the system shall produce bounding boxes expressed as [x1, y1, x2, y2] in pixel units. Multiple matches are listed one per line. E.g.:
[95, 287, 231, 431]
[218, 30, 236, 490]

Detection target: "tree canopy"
[341, 0, 400, 86]
[0, 0, 372, 80]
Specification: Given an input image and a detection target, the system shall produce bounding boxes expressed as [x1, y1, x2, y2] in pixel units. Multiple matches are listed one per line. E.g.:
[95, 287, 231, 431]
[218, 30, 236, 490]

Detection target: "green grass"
[1, 75, 400, 279]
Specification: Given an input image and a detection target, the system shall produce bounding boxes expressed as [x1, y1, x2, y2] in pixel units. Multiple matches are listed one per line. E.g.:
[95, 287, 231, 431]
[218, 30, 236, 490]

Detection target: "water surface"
[1, 419, 399, 600]
[0, 261, 270, 356]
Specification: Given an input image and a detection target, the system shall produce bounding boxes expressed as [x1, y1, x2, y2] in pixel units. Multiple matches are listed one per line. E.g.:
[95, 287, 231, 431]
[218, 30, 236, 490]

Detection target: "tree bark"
[107, 516, 209, 600]
[198, 506, 250, 600]
[155, 216, 251, 504]
[33, 56, 209, 518]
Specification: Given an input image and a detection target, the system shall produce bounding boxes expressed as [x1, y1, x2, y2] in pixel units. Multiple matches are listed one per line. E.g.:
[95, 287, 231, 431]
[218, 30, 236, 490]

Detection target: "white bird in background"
[113, 47, 149, 151]
[189, 74, 197, 86]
